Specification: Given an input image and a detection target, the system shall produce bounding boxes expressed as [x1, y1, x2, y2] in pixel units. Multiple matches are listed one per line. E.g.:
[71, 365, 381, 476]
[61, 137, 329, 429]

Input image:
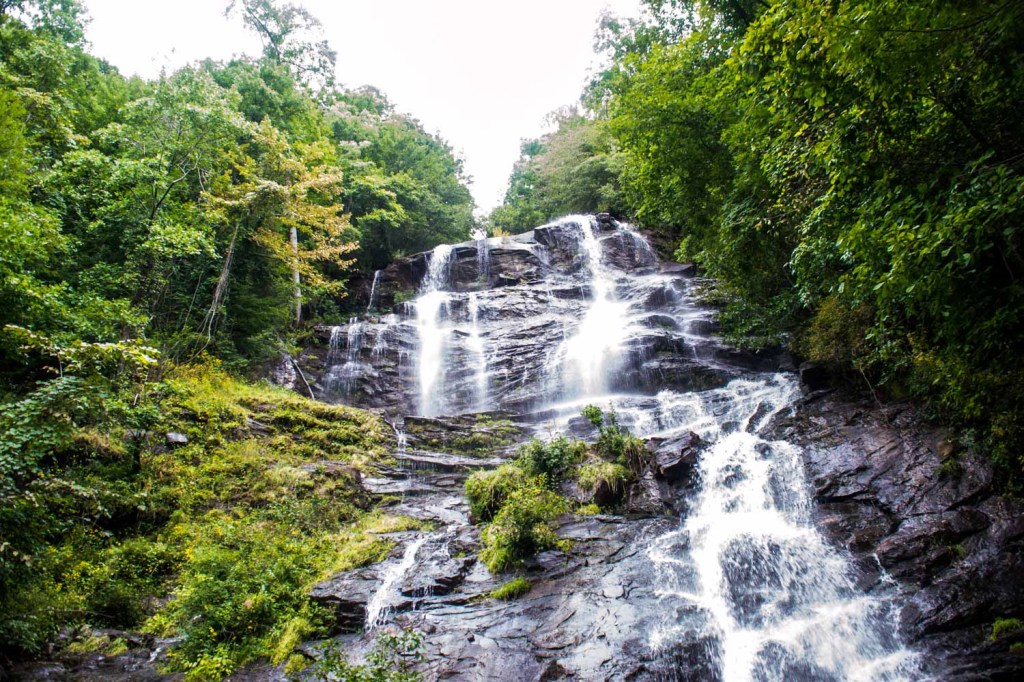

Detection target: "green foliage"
[464, 464, 532, 523]
[302, 629, 423, 682]
[515, 436, 586, 481]
[479, 484, 569, 573]
[569, 0, 1024, 486]
[582, 405, 646, 471]
[577, 460, 629, 499]
[990, 618, 1024, 641]
[0, 357, 395, 674]
[488, 577, 531, 601]
[489, 110, 624, 232]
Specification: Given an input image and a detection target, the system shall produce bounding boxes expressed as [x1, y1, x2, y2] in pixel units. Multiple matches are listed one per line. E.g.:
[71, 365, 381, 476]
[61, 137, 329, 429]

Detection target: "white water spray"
[416, 245, 454, 416]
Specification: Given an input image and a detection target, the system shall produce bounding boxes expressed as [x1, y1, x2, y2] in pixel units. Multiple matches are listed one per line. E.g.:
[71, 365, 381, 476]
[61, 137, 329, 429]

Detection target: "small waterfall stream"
[313, 215, 921, 679]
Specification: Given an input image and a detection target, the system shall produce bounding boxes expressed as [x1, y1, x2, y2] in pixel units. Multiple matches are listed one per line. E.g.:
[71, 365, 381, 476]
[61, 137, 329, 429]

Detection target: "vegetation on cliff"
[491, 0, 1024, 487]
[0, 0, 468, 675]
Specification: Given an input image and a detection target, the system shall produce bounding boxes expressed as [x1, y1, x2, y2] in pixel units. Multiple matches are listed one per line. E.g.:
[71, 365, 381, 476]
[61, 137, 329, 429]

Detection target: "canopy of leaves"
[566, 0, 1024, 485]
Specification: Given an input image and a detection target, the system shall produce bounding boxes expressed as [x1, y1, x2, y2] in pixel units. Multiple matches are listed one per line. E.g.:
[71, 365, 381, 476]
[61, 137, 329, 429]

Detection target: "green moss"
[489, 577, 531, 601]
[0, 360, 397, 678]
[991, 618, 1024, 640]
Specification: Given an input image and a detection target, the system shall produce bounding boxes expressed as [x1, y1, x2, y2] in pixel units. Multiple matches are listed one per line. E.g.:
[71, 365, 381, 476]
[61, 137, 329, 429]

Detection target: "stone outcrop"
[773, 394, 1024, 680]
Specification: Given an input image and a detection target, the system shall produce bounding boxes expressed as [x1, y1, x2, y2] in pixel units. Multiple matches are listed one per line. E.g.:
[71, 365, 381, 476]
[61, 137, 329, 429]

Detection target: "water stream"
[315, 215, 920, 679]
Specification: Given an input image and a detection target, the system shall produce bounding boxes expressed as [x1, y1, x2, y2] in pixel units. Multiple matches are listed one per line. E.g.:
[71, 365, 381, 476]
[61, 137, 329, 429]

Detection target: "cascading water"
[465, 292, 488, 411]
[416, 244, 454, 417]
[321, 322, 367, 396]
[557, 215, 630, 397]
[314, 215, 922, 679]
[364, 535, 431, 630]
[366, 269, 383, 313]
[645, 378, 919, 681]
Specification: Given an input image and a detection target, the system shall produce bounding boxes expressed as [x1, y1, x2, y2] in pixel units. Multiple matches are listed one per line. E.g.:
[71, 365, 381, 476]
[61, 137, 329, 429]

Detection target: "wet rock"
[400, 552, 475, 598]
[777, 394, 1024, 679]
[646, 431, 703, 484]
[308, 568, 380, 634]
[625, 471, 676, 517]
[798, 361, 831, 393]
[402, 413, 522, 455]
[659, 261, 697, 277]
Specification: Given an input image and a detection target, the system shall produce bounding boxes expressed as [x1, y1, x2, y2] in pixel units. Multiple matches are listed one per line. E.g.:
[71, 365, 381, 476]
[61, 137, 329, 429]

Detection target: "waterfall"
[416, 244, 454, 416]
[477, 236, 490, 283]
[466, 292, 488, 411]
[366, 269, 383, 313]
[647, 378, 919, 681]
[559, 215, 629, 398]
[365, 535, 431, 630]
[315, 216, 922, 679]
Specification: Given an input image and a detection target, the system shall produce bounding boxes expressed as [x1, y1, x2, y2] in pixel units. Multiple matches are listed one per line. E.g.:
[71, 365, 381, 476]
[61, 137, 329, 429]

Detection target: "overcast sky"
[82, 0, 642, 214]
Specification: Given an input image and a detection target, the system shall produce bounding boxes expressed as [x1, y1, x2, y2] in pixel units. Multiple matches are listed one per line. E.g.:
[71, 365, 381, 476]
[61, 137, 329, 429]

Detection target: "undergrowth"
[0, 357, 397, 679]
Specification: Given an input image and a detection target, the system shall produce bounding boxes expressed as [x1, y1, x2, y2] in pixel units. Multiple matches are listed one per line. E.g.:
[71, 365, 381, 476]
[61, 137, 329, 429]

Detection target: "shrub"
[464, 464, 531, 522]
[577, 460, 628, 505]
[489, 577, 531, 601]
[479, 485, 568, 573]
[303, 629, 423, 681]
[515, 436, 585, 481]
[580, 405, 647, 472]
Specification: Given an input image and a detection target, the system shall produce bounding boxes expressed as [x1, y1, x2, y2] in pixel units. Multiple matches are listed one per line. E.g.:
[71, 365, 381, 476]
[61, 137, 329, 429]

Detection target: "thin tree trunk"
[201, 224, 240, 343]
[290, 224, 301, 324]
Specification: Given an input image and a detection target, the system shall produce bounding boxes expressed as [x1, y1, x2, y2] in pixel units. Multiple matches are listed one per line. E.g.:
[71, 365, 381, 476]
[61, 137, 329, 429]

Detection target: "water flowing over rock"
[285, 215, 1018, 681]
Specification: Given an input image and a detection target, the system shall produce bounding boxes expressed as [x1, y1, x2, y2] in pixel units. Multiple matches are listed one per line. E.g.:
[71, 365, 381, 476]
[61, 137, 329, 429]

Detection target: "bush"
[302, 629, 423, 681]
[464, 464, 532, 522]
[515, 436, 585, 481]
[577, 460, 628, 505]
[580, 405, 647, 473]
[479, 485, 568, 573]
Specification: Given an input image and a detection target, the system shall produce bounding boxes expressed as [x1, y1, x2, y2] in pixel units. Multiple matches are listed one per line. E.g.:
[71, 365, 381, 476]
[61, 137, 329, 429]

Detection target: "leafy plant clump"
[465, 464, 534, 523]
[298, 629, 423, 681]
[489, 577, 532, 601]
[515, 435, 587, 481]
[479, 485, 569, 573]
[990, 618, 1024, 641]
[577, 460, 629, 498]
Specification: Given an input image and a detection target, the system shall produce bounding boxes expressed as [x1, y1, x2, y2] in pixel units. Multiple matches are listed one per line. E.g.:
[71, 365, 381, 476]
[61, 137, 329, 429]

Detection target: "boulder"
[165, 432, 188, 447]
[625, 471, 676, 517]
[647, 431, 704, 484]
[308, 568, 380, 634]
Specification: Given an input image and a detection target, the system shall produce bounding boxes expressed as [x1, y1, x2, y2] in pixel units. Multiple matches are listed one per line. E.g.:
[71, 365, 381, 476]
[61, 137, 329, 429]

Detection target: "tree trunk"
[291, 224, 301, 324]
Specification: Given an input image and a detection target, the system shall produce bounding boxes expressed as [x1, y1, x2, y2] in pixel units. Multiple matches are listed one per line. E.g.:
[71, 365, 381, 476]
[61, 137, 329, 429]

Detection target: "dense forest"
[490, 0, 1024, 488]
[0, 0, 472, 675]
[2, 0, 1023, 678]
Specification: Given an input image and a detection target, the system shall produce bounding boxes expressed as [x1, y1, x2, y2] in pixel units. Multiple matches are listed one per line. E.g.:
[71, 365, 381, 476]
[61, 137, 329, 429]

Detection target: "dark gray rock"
[308, 568, 379, 634]
[625, 471, 676, 517]
[798, 361, 831, 393]
[774, 396, 1024, 679]
[647, 431, 704, 484]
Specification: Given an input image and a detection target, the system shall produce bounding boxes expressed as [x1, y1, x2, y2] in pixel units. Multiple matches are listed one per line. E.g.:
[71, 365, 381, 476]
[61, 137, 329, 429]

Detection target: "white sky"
[82, 0, 642, 214]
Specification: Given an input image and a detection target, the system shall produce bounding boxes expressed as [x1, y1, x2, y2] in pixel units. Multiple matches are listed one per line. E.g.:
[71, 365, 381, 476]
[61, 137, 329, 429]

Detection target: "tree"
[226, 0, 336, 92]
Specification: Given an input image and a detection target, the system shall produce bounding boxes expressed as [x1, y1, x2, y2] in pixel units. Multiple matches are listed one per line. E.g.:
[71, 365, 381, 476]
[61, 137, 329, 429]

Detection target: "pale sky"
[82, 0, 643, 214]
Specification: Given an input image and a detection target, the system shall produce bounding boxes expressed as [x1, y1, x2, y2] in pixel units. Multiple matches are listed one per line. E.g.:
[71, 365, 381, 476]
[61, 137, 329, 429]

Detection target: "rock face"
[772, 394, 1024, 680]
[247, 215, 1021, 682]
[296, 216, 779, 418]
